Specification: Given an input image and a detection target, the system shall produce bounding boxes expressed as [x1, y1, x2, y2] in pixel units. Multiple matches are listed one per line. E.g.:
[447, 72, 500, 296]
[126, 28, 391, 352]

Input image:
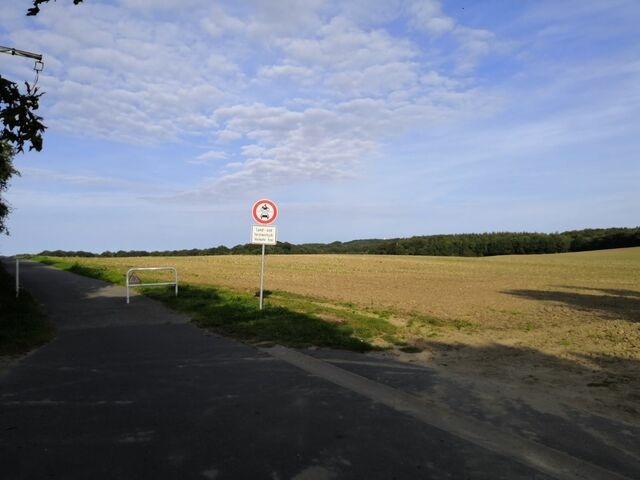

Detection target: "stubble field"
[44, 247, 640, 423]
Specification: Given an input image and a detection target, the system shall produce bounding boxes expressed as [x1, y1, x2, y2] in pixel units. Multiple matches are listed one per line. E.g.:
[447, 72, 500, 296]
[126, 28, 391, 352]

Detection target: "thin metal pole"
[0, 45, 43, 61]
[15, 257, 19, 298]
[259, 244, 266, 310]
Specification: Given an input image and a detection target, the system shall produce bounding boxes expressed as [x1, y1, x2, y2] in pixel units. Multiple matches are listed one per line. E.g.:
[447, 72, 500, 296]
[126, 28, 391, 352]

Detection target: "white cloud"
[2, 0, 488, 154]
[325, 61, 419, 97]
[407, 0, 456, 36]
[258, 64, 315, 80]
[338, 0, 403, 26]
[280, 16, 416, 72]
[190, 150, 228, 165]
[118, 0, 206, 10]
[214, 130, 240, 143]
[201, 6, 247, 38]
[452, 26, 496, 73]
[420, 71, 464, 89]
[405, 1, 497, 72]
[17, 167, 155, 192]
[183, 1, 504, 199]
[182, 79, 495, 200]
[239, 0, 326, 39]
[3, 2, 237, 144]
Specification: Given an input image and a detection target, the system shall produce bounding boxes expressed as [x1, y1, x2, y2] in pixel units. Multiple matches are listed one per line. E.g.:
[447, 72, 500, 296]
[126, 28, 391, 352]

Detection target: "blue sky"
[1, 0, 638, 255]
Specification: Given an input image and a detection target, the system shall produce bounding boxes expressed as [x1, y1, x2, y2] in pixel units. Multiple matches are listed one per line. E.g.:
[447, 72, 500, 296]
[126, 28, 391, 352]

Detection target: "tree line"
[35, 227, 640, 258]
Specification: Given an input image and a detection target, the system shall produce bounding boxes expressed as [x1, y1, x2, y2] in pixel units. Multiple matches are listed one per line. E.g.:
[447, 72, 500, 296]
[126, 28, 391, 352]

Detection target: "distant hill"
[36, 227, 640, 258]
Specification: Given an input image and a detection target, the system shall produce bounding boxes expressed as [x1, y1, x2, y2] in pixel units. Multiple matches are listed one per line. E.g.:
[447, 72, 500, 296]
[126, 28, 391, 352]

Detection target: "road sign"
[252, 199, 278, 225]
[251, 199, 279, 310]
[251, 225, 277, 245]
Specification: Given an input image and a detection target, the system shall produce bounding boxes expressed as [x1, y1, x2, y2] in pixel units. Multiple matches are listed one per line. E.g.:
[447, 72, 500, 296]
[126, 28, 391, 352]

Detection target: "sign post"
[15, 257, 19, 298]
[251, 199, 278, 310]
[259, 244, 266, 309]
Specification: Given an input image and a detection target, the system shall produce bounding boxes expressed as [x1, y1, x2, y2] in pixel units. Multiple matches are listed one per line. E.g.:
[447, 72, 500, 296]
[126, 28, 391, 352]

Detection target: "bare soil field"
[48, 248, 640, 424]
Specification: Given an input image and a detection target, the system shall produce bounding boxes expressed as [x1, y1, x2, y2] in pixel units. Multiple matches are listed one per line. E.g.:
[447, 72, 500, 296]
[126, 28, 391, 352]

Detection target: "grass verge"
[0, 263, 55, 356]
[33, 256, 124, 284]
[145, 285, 371, 351]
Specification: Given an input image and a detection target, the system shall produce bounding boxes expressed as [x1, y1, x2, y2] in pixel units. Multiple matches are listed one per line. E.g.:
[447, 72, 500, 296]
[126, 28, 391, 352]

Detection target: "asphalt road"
[1, 260, 638, 479]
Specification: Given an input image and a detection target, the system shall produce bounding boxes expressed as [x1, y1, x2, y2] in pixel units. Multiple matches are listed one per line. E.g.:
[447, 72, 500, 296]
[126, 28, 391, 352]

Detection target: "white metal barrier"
[126, 267, 178, 304]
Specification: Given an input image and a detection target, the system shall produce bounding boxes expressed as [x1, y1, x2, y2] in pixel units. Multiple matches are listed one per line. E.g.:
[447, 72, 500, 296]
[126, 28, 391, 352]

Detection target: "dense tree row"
[561, 228, 640, 252]
[34, 227, 640, 259]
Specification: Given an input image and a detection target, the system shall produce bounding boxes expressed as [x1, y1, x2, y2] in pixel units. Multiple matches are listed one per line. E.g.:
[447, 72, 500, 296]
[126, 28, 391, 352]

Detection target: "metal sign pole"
[259, 244, 266, 310]
[15, 257, 19, 298]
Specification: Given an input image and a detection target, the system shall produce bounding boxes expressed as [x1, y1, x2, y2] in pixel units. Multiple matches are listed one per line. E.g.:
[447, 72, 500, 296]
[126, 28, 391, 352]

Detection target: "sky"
[0, 0, 639, 255]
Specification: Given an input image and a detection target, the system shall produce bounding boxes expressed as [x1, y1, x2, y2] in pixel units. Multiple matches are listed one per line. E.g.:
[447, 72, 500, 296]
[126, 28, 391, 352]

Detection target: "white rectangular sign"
[251, 225, 277, 245]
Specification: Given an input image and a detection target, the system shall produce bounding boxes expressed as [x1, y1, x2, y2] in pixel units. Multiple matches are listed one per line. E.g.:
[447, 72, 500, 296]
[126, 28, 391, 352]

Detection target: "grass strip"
[145, 285, 372, 352]
[0, 263, 55, 356]
[33, 256, 124, 284]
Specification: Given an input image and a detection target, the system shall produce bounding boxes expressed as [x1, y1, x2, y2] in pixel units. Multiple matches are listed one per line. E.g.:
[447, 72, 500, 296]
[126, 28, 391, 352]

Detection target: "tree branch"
[27, 0, 84, 16]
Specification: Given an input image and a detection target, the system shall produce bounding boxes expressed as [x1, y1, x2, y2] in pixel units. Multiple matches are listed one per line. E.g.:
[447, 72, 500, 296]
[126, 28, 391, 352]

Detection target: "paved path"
[1, 260, 638, 479]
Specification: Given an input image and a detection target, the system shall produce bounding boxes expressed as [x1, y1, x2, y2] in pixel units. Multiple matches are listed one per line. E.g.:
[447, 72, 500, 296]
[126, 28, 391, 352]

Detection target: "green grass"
[0, 263, 55, 356]
[266, 291, 400, 344]
[145, 285, 372, 351]
[32, 256, 124, 284]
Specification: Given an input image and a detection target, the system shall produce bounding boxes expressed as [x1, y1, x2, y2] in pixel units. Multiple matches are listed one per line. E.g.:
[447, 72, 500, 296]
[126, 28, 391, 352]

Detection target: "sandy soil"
[374, 338, 640, 426]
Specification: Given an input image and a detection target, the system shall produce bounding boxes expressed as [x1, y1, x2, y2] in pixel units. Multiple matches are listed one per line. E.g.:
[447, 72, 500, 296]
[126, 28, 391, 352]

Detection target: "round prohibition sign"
[252, 199, 278, 225]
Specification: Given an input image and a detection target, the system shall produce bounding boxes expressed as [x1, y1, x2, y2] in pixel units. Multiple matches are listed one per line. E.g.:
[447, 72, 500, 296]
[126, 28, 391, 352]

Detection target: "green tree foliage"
[563, 228, 640, 251]
[0, 71, 46, 235]
[0, 143, 18, 234]
[0, 77, 45, 153]
[36, 227, 640, 258]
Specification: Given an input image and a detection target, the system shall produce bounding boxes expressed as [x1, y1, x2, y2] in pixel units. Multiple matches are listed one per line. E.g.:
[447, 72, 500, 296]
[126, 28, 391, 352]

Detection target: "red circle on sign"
[252, 199, 278, 225]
